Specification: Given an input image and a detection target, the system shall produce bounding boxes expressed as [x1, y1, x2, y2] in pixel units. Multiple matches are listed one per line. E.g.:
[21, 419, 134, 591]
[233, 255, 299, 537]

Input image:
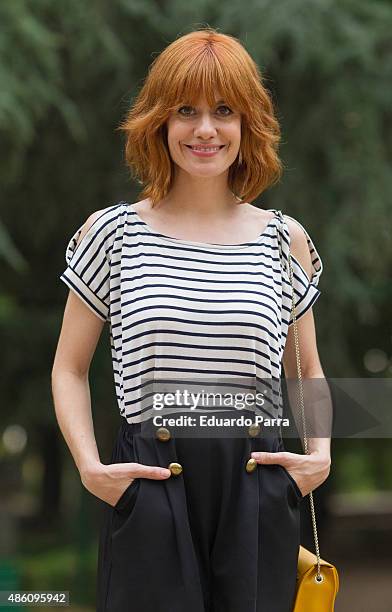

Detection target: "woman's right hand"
[80, 461, 172, 507]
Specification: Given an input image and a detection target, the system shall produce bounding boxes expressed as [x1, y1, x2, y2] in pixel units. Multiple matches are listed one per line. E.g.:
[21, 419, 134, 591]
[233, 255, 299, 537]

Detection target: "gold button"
[246, 458, 258, 473]
[248, 423, 261, 437]
[156, 427, 171, 441]
[169, 462, 183, 476]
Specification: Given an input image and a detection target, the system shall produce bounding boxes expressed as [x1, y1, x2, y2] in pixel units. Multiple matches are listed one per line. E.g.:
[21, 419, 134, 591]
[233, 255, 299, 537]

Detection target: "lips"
[185, 144, 226, 150]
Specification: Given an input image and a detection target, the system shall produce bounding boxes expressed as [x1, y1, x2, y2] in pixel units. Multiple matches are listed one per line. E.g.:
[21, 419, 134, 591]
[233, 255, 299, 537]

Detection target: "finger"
[111, 462, 171, 479]
[250, 451, 292, 466]
[138, 464, 172, 479]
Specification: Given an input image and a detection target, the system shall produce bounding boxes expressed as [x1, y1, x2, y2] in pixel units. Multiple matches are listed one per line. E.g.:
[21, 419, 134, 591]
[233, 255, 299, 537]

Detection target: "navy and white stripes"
[60, 201, 323, 424]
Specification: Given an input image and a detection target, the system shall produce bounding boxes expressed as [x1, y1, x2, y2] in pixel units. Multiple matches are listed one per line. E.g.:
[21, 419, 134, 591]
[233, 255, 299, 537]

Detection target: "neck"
[156, 173, 242, 219]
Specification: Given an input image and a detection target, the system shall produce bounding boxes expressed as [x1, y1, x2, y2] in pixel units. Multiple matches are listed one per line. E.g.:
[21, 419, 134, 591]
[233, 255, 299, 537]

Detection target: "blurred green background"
[0, 0, 391, 610]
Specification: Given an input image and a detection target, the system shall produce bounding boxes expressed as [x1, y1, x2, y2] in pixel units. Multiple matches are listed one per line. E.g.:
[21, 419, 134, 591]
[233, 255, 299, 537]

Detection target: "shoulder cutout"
[278, 213, 324, 325]
[74, 208, 110, 250]
[283, 216, 313, 282]
[60, 202, 125, 321]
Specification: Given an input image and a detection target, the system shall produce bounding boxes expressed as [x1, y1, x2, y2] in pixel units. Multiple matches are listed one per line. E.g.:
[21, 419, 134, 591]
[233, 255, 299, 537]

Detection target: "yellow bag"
[284, 216, 340, 611]
[293, 546, 340, 611]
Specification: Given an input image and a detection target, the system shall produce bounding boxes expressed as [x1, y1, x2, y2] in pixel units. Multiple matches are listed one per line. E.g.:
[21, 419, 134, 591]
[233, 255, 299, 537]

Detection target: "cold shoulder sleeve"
[279, 213, 323, 326]
[59, 204, 121, 322]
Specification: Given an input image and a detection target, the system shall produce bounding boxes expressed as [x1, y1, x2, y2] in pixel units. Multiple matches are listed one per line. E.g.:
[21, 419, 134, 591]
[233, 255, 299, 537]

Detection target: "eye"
[178, 106, 195, 116]
[216, 105, 233, 116]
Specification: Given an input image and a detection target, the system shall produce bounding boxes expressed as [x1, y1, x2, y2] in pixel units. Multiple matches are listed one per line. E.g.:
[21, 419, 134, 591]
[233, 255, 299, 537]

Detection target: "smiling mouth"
[184, 144, 226, 151]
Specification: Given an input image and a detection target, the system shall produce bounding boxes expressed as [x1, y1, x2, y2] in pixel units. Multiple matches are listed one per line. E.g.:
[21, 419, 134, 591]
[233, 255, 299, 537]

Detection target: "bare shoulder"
[75, 208, 109, 247]
[283, 215, 312, 279]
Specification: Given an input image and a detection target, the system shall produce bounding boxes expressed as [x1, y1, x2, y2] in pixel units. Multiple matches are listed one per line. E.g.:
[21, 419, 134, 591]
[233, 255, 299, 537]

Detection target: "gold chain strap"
[286, 235, 323, 582]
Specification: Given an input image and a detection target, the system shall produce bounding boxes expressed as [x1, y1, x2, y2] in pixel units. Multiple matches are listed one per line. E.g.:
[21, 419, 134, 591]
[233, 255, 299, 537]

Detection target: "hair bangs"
[161, 52, 246, 116]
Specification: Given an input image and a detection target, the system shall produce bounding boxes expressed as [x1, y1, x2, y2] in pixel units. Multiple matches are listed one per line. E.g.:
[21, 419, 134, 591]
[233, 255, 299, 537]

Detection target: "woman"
[52, 28, 331, 612]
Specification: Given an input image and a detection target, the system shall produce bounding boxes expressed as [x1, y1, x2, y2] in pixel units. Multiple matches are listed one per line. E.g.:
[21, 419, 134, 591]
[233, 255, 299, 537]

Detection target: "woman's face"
[166, 93, 242, 177]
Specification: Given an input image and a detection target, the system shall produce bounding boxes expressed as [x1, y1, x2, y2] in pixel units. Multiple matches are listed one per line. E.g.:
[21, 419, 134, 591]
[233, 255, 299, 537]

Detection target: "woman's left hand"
[250, 449, 331, 497]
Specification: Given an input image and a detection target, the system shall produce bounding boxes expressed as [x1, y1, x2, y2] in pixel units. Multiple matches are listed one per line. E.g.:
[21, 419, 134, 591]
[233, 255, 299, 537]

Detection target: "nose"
[193, 113, 218, 138]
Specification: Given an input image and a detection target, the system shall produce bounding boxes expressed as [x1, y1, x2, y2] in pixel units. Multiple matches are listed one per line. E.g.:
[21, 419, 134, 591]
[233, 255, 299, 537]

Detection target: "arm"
[252, 218, 331, 496]
[51, 211, 170, 507]
[52, 210, 107, 477]
[282, 218, 332, 462]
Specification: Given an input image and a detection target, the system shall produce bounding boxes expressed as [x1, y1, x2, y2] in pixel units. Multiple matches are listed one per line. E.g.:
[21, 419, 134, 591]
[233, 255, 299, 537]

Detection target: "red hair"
[117, 27, 283, 206]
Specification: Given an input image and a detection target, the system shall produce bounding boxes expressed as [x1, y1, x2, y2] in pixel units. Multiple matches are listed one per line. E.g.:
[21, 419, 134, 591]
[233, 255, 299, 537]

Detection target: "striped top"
[59, 201, 323, 424]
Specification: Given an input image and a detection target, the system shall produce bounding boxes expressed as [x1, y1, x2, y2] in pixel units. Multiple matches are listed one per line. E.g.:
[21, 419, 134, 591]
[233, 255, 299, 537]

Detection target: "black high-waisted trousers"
[96, 416, 303, 612]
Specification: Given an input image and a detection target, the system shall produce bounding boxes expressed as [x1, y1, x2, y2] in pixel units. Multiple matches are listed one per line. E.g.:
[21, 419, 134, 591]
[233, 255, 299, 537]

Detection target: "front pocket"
[109, 424, 142, 520]
[111, 478, 142, 538]
[280, 466, 304, 500]
[114, 478, 140, 513]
